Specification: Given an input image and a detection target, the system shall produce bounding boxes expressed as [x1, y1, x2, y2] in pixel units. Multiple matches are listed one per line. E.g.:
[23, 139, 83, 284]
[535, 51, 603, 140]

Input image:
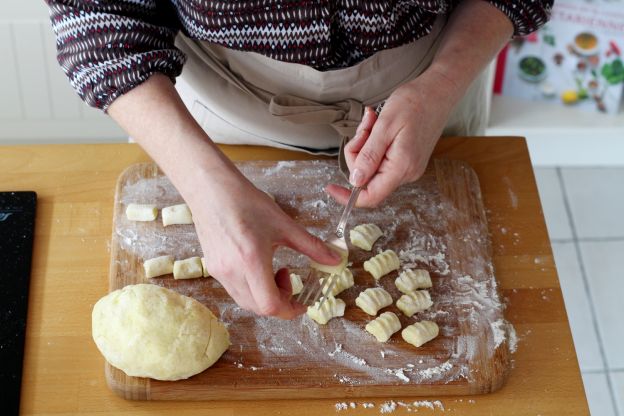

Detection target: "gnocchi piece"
[365, 311, 401, 343]
[363, 249, 400, 280]
[162, 203, 193, 226]
[402, 320, 439, 347]
[319, 268, 354, 296]
[126, 203, 158, 222]
[350, 223, 383, 251]
[355, 287, 393, 316]
[396, 290, 433, 317]
[173, 257, 204, 280]
[290, 273, 304, 295]
[306, 296, 346, 325]
[395, 269, 432, 294]
[309, 243, 348, 276]
[143, 255, 174, 278]
[200, 257, 210, 278]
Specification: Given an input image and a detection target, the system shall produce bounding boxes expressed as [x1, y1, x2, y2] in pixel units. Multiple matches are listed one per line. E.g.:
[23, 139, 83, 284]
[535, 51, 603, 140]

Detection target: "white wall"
[0, 1, 125, 144]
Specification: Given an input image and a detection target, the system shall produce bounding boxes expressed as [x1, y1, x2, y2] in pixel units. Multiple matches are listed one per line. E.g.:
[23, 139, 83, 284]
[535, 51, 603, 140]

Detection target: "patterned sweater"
[47, 0, 552, 110]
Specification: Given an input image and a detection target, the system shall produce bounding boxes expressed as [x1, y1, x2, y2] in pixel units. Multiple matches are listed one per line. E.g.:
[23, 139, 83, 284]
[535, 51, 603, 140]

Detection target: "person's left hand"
[326, 70, 459, 207]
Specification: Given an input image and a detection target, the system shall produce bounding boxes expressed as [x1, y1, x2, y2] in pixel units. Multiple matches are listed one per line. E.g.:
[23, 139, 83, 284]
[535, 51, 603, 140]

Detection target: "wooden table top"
[2, 137, 589, 415]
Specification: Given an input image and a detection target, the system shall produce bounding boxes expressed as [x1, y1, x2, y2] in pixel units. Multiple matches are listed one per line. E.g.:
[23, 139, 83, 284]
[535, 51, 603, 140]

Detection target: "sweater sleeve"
[47, 0, 186, 111]
[483, 0, 554, 36]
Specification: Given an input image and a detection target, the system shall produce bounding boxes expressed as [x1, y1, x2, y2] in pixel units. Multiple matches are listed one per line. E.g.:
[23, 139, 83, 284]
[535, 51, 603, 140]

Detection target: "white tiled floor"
[534, 167, 624, 416]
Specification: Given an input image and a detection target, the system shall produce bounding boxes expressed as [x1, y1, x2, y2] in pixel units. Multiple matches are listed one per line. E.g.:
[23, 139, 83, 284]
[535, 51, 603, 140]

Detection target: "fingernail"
[350, 169, 364, 187]
[354, 108, 371, 137]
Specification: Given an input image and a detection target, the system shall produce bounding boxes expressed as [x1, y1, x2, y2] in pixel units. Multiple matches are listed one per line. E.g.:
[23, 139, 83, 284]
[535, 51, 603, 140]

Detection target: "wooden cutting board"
[106, 159, 511, 400]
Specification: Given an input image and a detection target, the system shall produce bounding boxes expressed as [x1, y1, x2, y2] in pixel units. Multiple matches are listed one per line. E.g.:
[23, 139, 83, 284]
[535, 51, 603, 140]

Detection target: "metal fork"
[295, 102, 383, 308]
[295, 186, 361, 308]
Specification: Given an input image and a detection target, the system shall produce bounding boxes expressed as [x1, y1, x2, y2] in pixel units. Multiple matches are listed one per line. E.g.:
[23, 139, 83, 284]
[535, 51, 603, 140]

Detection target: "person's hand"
[326, 70, 458, 207]
[187, 168, 342, 319]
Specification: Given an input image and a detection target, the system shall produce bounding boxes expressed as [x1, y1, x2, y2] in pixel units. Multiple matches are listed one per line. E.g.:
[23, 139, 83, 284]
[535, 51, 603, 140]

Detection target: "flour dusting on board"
[115, 160, 513, 390]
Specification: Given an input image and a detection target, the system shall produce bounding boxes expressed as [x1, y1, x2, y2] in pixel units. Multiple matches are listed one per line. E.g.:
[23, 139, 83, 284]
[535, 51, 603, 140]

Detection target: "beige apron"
[175, 15, 488, 155]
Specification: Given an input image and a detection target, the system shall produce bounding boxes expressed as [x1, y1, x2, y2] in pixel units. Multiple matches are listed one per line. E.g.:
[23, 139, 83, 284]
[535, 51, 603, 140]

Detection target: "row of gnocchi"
[294, 242, 439, 348]
[126, 203, 193, 226]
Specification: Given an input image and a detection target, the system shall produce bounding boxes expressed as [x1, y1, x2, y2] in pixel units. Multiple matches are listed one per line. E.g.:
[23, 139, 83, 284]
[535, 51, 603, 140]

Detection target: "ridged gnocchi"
[350, 223, 383, 251]
[395, 269, 432, 294]
[365, 311, 401, 342]
[355, 287, 393, 316]
[402, 320, 439, 347]
[306, 296, 346, 325]
[320, 268, 354, 296]
[396, 290, 433, 317]
[289, 273, 303, 295]
[363, 249, 400, 280]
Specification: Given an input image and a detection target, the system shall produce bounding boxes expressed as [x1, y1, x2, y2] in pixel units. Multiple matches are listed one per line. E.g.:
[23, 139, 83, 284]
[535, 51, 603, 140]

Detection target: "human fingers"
[275, 268, 307, 316]
[344, 107, 377, 167]
[347, 112, 392, 188]
[246, 254, 302, 319]
[351, 161, 405, 208]
[280, 218, 342, 266]
[211, 270, 257, 313]
[324, 183, 352, 206]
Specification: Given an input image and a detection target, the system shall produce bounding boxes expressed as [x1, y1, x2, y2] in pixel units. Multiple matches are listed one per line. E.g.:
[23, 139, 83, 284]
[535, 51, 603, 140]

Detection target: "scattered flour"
[419, 361, 453, 379]
[263, 160, 297, 175]
[118, 160, 511, 392]
[335, 402, 348, 411]
[380, 401, 397, 413]
[491, 319, 506, 349]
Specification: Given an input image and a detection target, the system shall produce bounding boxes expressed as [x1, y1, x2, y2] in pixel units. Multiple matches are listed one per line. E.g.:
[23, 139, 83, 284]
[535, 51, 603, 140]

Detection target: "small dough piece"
[200, 257, 210, 278]
[395, 269, 432, 294]
[143, 255, 174, 278]
[319, 268, 354, 296]
[309, 243, 348, 276]
[365, 311, 401, 343]
[290, 273, 303, 295]
[355, 287, 393, 316]
[92, 284, 230, 380]
[306, 296, 346, 325]
[402, 320, 439, 347]
[126, 203, 158, 222]
[363, 249, 400, 280]
[173, 257, 203, 280]
[162, 203, 193, 226]
[350, 223, 383, 251]
[396, 290, 433, 317]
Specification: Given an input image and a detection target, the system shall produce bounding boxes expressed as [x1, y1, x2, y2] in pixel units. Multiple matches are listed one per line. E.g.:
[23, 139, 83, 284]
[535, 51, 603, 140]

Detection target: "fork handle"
[336, 187, 361, 238]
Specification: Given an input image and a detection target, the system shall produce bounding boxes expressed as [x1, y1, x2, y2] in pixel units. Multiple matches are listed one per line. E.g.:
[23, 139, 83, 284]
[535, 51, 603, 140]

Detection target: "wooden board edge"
[104, 159, 510, 400]
[105, 363, 151, 400]
[104, 163, 159, 400]
[433, 158, 511, 394]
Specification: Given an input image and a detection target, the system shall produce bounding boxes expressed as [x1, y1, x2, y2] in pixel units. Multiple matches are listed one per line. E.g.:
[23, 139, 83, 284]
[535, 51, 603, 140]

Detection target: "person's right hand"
[187, 167, 342, 319]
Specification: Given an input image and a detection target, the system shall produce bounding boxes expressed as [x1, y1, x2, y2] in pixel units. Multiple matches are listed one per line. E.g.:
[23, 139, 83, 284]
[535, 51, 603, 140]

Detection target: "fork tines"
[296, 270, 339, 308]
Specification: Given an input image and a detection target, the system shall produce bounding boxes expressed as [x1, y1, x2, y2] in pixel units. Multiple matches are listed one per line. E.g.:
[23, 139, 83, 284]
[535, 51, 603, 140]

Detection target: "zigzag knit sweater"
[47, 0, 552, 110]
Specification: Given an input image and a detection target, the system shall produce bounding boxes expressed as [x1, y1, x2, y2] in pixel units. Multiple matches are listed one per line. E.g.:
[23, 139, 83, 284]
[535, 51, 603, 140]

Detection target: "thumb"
[281, 222, 341, 266]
